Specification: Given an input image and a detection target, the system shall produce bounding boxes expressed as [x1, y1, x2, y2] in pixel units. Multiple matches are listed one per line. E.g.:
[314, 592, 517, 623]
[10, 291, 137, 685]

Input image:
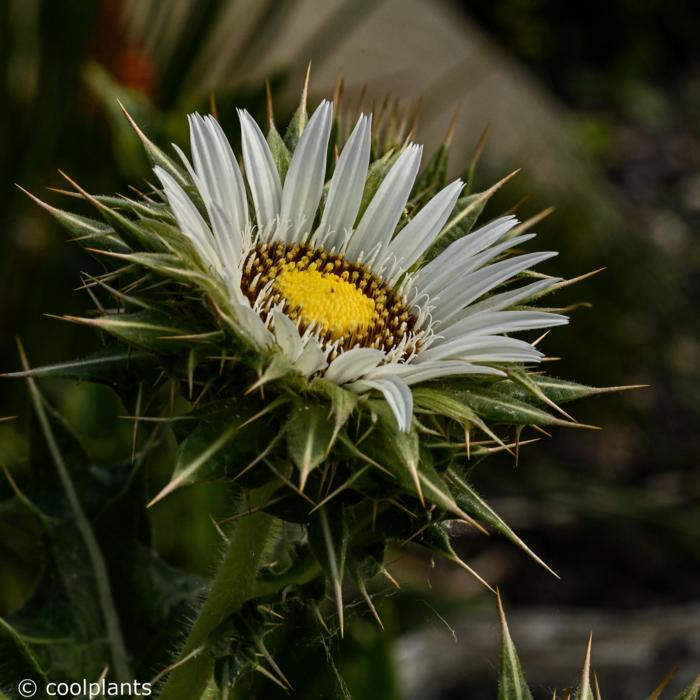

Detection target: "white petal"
[324, 347, 385, 385]
[319, 114, 372, 248]
[231, 303, 273, 349]
[189, 114, 249, 236]
[350, 375, 413, 431]
[238, 109, 282, 229]
[414, 215, 518, 289]
[272, 309, 303, 361]
[418, 335, 543, 364]
[430, 251, 558, 324]
[294, 337, 328, 376]
[436, 310, 568, 343]
[387, 179, 463, 269]
[280, 101, 333, 243]
[370, 360, 506, 385]
[418, 232, 535, 298]
[345, 144, 422, 261]
[455, 278, 559, 318]
[154, 166, 219, 269]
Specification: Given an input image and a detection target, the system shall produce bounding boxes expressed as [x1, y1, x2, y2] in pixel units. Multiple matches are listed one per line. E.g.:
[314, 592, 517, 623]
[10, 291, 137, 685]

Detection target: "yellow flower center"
[241, 242, 419, 357]
[274, 267, 377, 340]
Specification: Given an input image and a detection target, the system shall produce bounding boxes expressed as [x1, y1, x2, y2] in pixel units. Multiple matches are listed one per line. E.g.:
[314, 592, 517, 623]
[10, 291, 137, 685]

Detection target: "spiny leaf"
[286, 402, 336, 491]
[311, 378, 359, 440]
[1, 345, 155, 385]
[307, 507, 348, 636]
[59, 311, 199, 354]
[646, 669, 677, 700]
[116, 99, 189, 189]
[414, 142, 448, 198]
[283, 64, 311, 151]
[370, 405, 423, 505]
[418, 523, 494, 592]
[447, 468, 558, 577]
[17, 186, 128, 252]
[507, 369, 576, 422]
[671, 675, 700, 700]
[436, 384, 587, 428]
[577, 634, 594, 700]
[497, 591, 534, 700]
[0, 617, 49, 685]
[149, 397, 284, 506]
[268, 124, 291, 182]
[500, 375, 645, 406]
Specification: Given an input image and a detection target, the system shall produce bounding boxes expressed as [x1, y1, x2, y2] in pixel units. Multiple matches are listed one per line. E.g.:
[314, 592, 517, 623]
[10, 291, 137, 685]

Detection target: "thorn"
[332, 74, 344, 112]
[209, 514, 229, 544]
[265, 80, 274, 128]
[581, 632, 593, 700]
[300, 62, 312, 113]
[357, 577, 384, 629]
[334, 578, 345, 639]
[445, 104, 461, 147]
[209, 92, 219, 120]
[506, 194, 532, 215]
[467, 123, 490, 175]
[449, 553, 495, 594]
[408, 96, 422, 141]
[253, 664, 289, 691]
[381, 567, 400, 589]
[511, 206, 556, 235]
[532, 329, 551, 347]
[593, 671, 602, 700]
[409, 461, 425, 507]
[645, 667, 677, 700]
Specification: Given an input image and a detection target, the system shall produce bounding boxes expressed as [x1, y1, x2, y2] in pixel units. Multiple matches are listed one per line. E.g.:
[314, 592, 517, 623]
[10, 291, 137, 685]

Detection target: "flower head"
[154, 100, 567, 430]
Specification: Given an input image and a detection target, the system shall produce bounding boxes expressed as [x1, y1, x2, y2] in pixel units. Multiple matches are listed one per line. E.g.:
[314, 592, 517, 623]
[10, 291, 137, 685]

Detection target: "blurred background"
[1, 0, 699, 697]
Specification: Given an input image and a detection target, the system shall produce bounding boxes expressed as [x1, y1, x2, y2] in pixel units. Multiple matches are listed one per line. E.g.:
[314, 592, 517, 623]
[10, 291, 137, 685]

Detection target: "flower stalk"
[158, 484, 278, 700]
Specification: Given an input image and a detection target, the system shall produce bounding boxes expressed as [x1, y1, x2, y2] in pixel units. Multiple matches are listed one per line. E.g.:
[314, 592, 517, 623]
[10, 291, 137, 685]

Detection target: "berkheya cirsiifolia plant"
[7, 73, 643, 699]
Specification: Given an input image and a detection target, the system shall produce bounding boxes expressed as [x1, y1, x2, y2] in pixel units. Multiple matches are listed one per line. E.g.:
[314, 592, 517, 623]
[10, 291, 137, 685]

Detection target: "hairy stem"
[157, 484, 278, 700]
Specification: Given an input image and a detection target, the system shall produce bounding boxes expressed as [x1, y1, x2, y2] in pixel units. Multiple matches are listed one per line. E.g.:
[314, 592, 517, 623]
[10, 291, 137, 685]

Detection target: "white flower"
[154, 101, 568, 430]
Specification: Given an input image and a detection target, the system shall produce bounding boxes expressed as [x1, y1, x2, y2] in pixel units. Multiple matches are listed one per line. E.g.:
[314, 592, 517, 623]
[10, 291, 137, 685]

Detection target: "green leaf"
[497, 593, 534, 700]
[428, 384, 577, 427]
[413, 143, 448, 198]
[502, 375, 641, 406]
[418, 523, 494, 592]
[286, 402, 336, 491]
[0, 618, 49, 686]
[268, 124, 291, 182]
[367, 404, 422, 505]
[1, 345, 156, 386]
[73, 311, 200, 354]
[307, 507, 348, 635]
[310, 378, 358, 439]
[24, 373, 130, 680]
[19, 188, 128, 252]
[150, 397, 282, 506]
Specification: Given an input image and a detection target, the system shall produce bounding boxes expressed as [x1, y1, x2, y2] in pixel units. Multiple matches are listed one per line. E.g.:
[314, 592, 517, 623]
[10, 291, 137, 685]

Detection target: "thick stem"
[157, 485, 277, 700]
